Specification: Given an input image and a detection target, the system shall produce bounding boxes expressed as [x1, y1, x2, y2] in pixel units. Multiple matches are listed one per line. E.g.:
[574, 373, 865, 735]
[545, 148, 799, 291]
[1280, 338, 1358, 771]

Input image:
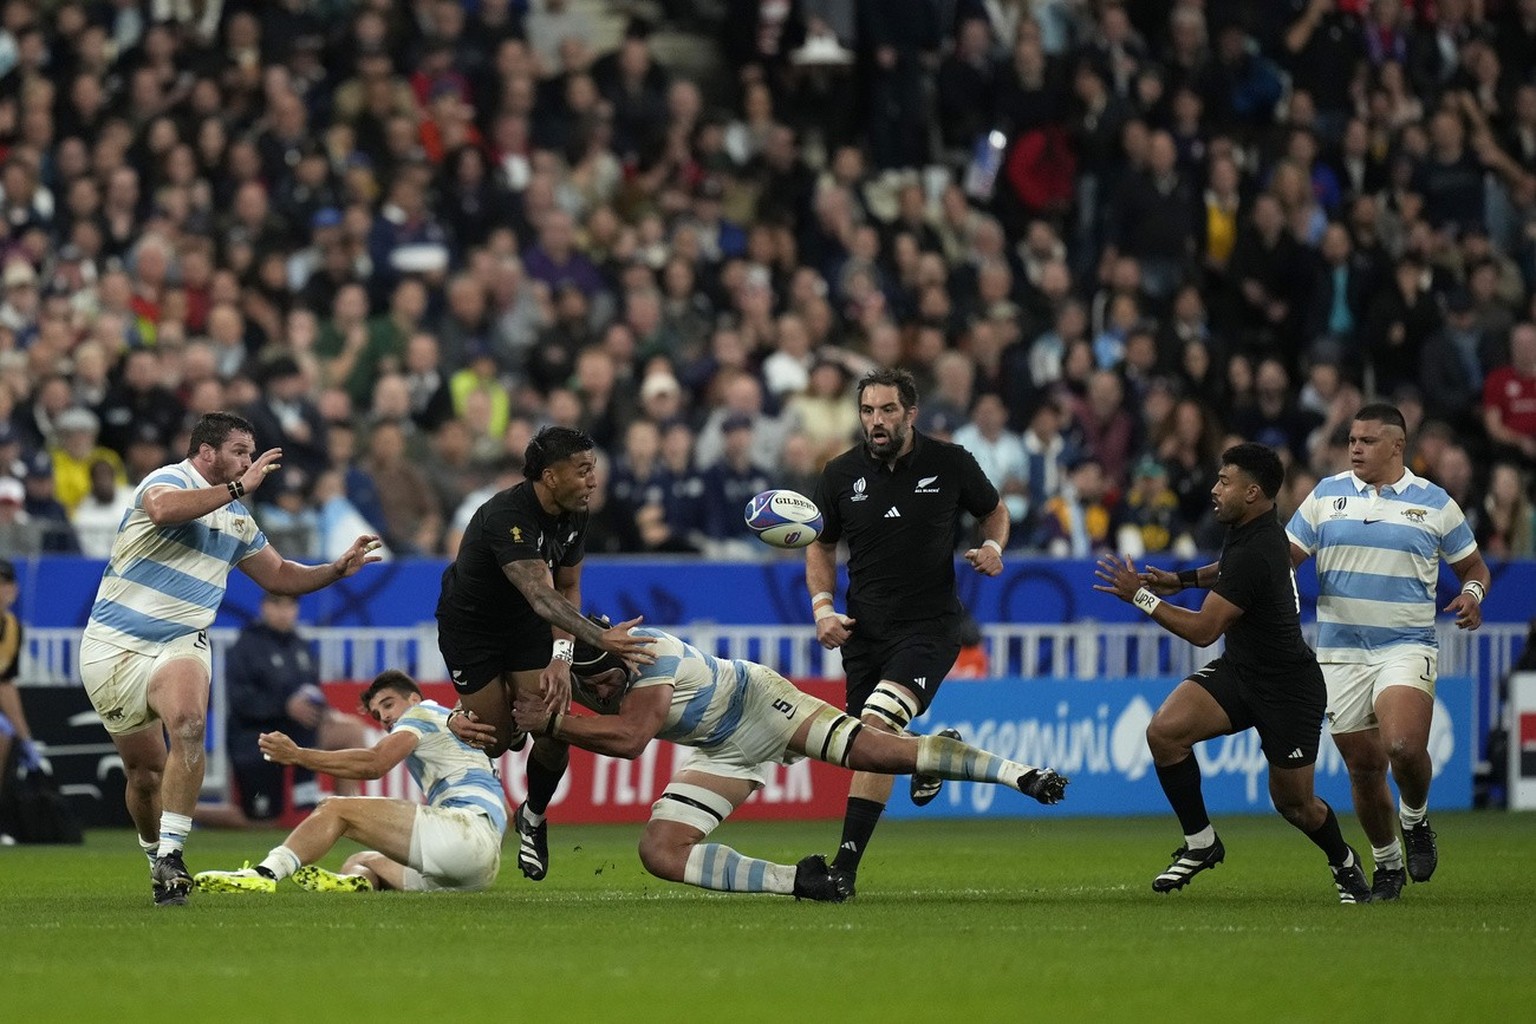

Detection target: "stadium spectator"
[220, 592, 368, 825]
[1482, 322, 1536, 465]
[193, 670, 506, 894]
[952, 392, 1029, 534]
[71, 458, 136, 558]
[20, 450, 80, 554]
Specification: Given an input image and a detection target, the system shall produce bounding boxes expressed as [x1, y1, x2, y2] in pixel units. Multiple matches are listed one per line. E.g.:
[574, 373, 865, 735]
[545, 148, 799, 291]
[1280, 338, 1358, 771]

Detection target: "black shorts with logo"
[841, 614, 962, 717]
[437, 620, 553, 695]
[1188, 656, 1327, 768]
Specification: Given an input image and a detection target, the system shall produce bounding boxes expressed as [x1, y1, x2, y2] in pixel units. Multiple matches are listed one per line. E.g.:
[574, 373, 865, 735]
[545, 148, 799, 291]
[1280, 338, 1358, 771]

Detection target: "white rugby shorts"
[79, 631, 212, 736]
[402, 804, 502, 892]
[1323, 650, 1437, 735]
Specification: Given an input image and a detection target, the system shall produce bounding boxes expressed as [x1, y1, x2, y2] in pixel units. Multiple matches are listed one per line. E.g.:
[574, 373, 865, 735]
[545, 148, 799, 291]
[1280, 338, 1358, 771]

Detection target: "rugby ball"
[744, 489, 823, 549]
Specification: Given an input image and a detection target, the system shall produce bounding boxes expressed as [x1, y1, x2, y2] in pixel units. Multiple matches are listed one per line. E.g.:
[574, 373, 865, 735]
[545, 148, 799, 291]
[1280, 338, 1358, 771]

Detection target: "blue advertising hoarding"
[885, 675, 1475, 819]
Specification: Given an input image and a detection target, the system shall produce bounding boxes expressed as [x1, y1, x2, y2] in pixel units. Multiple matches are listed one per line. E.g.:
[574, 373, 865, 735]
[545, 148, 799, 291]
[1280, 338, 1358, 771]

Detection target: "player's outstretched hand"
[331, 535, 384, 579]
[258, 731, 300, 765]
[1139, 563, 1183, 596]
[601, 616, 658, 665]
[239, 448, 284, 495]
[448, 708, 498, 750]
[1445, 592, 1483, 631]
[510, 693, 551, 736]
[963, 542, 1004, 576]
[1092, 553, 1141, 602]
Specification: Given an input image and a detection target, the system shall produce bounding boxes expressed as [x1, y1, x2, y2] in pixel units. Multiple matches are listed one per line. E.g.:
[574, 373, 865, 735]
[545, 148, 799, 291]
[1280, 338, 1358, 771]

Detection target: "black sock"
[1303, 800, 1353, 866]
[830, 797, 885, 875]
[525, 746, 568, 816]
[1155, 755, 1211, 838]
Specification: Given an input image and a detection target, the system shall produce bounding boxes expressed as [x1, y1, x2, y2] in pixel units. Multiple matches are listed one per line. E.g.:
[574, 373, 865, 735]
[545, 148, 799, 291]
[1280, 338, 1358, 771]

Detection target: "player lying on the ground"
[451, 617, 1067, 902]
[194, 670, 507, 894]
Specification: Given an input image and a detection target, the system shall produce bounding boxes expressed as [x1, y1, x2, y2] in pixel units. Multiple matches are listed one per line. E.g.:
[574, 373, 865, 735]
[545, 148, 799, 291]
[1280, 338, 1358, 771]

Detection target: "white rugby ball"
[744, 489, 824, 549]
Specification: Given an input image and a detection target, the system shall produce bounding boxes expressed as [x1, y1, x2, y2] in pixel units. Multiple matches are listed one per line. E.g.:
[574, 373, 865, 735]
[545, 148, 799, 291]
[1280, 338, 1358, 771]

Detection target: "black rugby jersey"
[436, 481, 588, 635]
[1210, 508, 1316, 673]
[813, 431, 999, 635]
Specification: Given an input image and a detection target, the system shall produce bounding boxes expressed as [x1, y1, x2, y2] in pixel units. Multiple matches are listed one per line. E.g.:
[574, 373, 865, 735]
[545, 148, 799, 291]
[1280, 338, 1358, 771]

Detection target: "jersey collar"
[1348, 466, 1419, 496]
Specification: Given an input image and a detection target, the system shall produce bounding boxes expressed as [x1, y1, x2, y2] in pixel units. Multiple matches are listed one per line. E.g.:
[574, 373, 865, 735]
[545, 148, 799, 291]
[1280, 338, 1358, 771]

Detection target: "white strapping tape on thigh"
[650, 782, 736, 837]
[802, 704, 863, 768]
[863, 682, 919, 731]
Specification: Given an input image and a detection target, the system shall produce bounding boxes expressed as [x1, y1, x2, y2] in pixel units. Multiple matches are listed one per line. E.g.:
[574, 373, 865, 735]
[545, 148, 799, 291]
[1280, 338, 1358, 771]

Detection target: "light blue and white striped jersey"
[393, 700, 508, 834]
[1286, 469, 1477, 663]
[83, 460, 268, 655]
[624, 629, 751, 749]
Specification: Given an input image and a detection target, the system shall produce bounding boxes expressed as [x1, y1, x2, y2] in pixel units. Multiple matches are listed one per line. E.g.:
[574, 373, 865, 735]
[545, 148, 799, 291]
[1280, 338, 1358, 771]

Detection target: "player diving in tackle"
[450, 617, 1068, 901]
[194, 670, 506, 894]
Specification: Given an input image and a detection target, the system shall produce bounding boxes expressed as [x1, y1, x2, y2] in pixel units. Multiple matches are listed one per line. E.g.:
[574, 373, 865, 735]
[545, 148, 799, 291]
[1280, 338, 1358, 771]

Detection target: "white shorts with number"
[78, 632, 212, 736]
[1323, 650, 1437, 735]
[403, 805, 503, 892]
[667, 666, 834, 786]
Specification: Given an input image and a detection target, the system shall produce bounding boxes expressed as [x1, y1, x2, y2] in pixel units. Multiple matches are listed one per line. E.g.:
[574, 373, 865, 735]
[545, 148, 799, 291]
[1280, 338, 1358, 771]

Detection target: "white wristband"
[812, 591, 836, 620]
[1132, 587, 1162, 616]
[551, 639, 574, 663]
[982, 539, 1003, 555]
[1461, 581, 1485, 604]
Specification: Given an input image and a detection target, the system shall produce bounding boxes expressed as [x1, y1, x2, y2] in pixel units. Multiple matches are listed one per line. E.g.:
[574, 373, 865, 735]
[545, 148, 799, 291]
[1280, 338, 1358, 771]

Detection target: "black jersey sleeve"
[954, 444, 1002, 518]
[812, 467, 842, 545]
[559, 513, 590, 568]
[484, 498, 549, 567]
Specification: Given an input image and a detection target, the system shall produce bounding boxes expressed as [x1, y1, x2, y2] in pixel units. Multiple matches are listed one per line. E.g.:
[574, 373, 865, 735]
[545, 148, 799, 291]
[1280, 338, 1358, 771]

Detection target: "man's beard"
[864, 424, 904, 460]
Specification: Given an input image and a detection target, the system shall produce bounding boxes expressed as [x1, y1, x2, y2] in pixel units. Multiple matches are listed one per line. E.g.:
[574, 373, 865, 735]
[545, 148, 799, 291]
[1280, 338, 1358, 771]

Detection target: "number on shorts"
[193, 631, 209, 650]
[770, 698, 796, 719]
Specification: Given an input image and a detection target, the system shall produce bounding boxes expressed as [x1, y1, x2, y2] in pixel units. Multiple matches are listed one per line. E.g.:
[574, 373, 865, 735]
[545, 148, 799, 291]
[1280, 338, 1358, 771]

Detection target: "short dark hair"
[1354, 402, 1407, 434]
[187, 411, 256, 458]
[856, 367, 919, 410]
[359, 669, 421, 715]
[524, 425, 596, 479]
[1221, 442, 1284, 499]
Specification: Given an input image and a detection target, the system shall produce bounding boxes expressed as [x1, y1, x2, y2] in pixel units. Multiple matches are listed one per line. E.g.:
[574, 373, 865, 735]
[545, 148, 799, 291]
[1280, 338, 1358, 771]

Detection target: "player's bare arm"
[536, 563, 582, 713]
[239, 534, 384, 596]
[503, 559, 658, 663]
[258, 728, 416, 781]
[1094, 553, 1243, 648]
[963, 502, 1009, 576]
[512, 683, 672, 759]
[1446, 550, 1491, 631]
[806, 539, 854, 648]
[142, 448, 285, 525]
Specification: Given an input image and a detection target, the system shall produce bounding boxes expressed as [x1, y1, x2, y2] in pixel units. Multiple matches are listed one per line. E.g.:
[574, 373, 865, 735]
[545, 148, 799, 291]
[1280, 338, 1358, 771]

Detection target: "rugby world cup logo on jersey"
[914, 474, 940, 494]
[1329, 496, 1348, 519]
[850, 476, 868, 502]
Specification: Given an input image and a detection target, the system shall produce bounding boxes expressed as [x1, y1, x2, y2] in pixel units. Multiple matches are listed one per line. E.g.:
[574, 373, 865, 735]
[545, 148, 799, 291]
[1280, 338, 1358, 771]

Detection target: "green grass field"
[4, 813, 1534, 1023]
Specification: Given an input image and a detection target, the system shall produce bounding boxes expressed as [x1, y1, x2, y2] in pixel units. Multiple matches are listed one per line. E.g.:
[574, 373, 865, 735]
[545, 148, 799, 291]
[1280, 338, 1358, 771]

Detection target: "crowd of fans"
[2, 0, 1536, 568]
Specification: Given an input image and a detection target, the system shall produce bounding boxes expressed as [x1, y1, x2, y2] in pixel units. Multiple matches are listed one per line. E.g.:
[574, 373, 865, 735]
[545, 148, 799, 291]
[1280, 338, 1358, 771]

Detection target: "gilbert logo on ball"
[744, 489, 824, 549]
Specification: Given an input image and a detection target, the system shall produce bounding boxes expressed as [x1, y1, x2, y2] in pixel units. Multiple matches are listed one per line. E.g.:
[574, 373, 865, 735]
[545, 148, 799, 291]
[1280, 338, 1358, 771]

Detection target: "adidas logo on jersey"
[884, 507, 901, 518]
[1288, 748, 1304, 759]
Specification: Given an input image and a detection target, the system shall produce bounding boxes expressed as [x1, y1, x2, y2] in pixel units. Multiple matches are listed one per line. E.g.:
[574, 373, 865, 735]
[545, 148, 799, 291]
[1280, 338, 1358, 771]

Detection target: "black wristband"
[227, 479, 245, 500]
[1177, 569, 1199, 589]
[544, 712, 561, 737]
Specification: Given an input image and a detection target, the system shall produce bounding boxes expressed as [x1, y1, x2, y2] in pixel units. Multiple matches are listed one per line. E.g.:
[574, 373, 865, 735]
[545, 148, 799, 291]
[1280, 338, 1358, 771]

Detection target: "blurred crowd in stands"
[2, 0, 1536, 568]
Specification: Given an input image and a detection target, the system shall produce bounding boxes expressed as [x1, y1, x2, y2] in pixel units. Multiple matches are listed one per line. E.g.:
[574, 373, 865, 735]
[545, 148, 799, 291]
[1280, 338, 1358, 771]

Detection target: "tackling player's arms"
[516, 682, 672, 759]
[258, 728, 417, 781]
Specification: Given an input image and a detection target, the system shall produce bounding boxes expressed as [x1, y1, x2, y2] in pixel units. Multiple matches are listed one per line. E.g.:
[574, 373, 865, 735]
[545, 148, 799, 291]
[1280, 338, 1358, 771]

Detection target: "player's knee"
[859, 683, 920, 733]
[163, 710, 205, 748]
[636, 829, 689, 882]
[125, 765, 161, 796]
[1382, 733, 1425, 763]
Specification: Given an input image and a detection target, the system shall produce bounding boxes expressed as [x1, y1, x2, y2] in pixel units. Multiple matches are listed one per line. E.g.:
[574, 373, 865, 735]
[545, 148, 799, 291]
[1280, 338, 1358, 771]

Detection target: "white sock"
[1399, 800, 1427, 828]
[915, 732, 1037, 787]
[1184, 826, 1217, 850]
[1372, 839, 1404, 871]
[138, 836, 158, 867]
[258, 846, 302, 881]
[522, 804, 546, 827]
[683, 843, 796, 894]
[156, 812, 193, 858]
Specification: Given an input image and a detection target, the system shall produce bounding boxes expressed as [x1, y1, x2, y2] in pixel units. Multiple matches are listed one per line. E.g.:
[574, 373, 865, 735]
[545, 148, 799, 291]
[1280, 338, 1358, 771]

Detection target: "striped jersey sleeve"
[82, 461, 269, 654]
[1289, 470, 1477, 662]
[631, 628, 750, 750]
[395, 701, 508, 835]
